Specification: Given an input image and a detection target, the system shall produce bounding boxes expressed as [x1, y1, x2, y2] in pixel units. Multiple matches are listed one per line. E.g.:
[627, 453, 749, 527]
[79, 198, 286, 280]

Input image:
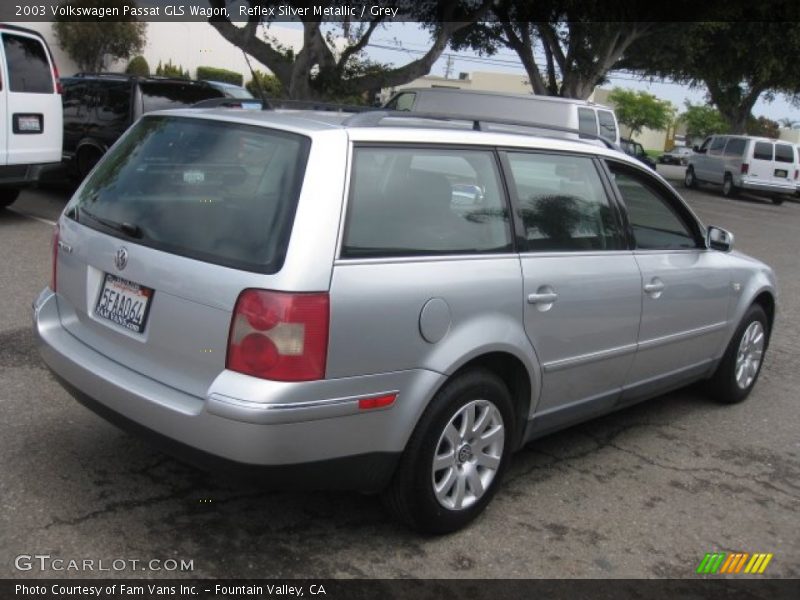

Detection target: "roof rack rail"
[191, 98, 264, 110]
[267, 99, 375, 113]
[72, 72, 134, 79]
[342, 110, 619, 150]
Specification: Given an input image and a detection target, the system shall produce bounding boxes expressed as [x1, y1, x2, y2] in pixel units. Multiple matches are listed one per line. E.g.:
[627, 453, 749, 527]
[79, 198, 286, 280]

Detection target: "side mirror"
[693, 145, 704, 153]
[707, 226, 734, 252]
[451, 183, 484, 207]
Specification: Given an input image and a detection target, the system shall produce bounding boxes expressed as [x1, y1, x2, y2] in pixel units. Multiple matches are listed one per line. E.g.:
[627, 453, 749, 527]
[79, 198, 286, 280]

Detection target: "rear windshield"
[140, 82, 223, 112]
[2, 33, 53, 94]
[67, 116, 310, 273]
[775, 143, 795, 163]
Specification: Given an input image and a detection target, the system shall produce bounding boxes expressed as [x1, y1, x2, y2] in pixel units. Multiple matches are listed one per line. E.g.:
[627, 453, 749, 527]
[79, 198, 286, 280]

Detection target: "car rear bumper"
[0, 163, 49, 187]
[738, 177, 796, 196]
[33, 288, 444, 488]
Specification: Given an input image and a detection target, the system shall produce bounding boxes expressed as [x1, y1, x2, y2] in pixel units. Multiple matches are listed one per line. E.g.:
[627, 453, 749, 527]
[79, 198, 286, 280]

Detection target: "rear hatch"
[54, 114, 310, 397]
[748, 140, 796, 188]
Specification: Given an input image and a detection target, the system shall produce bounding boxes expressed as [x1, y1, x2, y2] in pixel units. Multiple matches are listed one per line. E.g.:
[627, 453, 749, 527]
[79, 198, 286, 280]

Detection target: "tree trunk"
[706, 80, 763, 134]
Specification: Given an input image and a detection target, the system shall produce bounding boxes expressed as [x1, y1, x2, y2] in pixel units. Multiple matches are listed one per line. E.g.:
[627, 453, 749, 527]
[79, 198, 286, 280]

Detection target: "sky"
[353, 22, 799, 123]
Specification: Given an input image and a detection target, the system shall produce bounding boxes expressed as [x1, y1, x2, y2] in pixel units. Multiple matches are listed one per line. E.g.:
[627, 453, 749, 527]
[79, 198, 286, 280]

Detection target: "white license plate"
[94, 274, 153, 333]
[17, 116, 41, 132]
[774, 169, 788, 178]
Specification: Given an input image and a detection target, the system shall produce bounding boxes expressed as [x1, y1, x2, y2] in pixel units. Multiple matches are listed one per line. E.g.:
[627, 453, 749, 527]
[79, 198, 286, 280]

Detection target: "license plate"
[774, 169, 788, 178]
[94, 274, 153, 333]
[17, 116, 41, 132]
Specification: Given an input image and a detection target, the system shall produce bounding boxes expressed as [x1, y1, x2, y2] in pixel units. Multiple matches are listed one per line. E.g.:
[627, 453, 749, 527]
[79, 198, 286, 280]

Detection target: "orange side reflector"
[358, 394, 397, 410]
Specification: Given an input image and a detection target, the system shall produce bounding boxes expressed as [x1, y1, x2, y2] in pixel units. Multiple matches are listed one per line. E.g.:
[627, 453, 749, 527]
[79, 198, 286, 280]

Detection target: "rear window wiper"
[78, 206, 144, 239]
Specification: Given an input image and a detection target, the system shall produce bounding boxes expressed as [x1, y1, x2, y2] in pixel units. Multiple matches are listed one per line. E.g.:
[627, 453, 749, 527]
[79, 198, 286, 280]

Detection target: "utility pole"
[444, 54, 454, 79]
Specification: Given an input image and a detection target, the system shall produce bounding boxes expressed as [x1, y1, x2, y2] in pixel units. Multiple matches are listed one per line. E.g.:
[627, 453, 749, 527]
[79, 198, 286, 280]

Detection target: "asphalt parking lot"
[1, 166, 798, 579]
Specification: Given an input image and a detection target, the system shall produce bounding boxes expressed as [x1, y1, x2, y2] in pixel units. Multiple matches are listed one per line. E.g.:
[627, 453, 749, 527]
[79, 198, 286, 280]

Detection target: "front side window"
[598, 110, 617, 141]
[385, 92, 416, 111]
[67, 116, 310, 273]
[506, 152, 623, 252]
[343, 147, 512, 257]
[724, 138, 746, 157]
[607, 163, 698, 250]
[2, 33, 52, 94]
[708, 136, 727, 156]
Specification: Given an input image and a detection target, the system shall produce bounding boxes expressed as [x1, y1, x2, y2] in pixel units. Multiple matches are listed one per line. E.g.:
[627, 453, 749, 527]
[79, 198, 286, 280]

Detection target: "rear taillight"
[741, 163, 749, 174]
[227, 290, 329, 382]
[50, 223, 59, 292]
[52, 61, 62, 94]
[794, 169, 798, 180]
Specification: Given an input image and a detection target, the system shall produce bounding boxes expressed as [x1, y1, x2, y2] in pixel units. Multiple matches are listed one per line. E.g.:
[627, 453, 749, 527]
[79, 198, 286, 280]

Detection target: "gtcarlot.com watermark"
[14, 554, 194, 573]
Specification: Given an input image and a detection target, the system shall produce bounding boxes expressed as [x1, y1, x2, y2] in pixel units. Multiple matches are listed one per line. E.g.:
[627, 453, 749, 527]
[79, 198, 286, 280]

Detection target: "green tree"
[125, 56, 150, 76]
[451, 2, 687, 99]
[206, 0, 493, 100]
[54, 0, 146, 72]
[155, 60, 189, 80]
[680, 102, 729, 140]
[746, 116, 780, 139]
[622, 13, 800, 133]
[246, 70, 284, 99]
[608, 88, 675, 137]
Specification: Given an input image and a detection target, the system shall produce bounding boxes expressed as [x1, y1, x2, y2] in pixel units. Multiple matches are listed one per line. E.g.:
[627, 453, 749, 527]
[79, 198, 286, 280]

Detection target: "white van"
[0, 24, 63, 207]
[384, 88, 620, 145]
[686, 135, 797, 204]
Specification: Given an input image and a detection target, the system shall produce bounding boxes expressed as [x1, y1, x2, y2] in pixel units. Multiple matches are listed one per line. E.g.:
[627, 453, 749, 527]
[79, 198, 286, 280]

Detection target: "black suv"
[61, 73, 224, 179]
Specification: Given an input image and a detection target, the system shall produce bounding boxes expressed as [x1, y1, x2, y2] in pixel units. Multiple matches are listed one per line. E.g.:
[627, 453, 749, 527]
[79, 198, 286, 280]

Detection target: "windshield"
[67, 116, 310, 273]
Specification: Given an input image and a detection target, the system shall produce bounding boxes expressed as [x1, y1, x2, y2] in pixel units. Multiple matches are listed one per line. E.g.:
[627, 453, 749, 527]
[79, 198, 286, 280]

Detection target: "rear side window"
[343, 147, 512, 257]
[724, 138, 746, 157]
[140, 82, 223, 112]
[598, 110, 617, 141]
[96, 82, 131, 123]
[68, 117, 310, 274]
[578, 108, 598, 138]
[753, 142, 773, 161]
[505, 152, 623, 252]
[2, 33, 53, 94]
[775, 144, 795, 163]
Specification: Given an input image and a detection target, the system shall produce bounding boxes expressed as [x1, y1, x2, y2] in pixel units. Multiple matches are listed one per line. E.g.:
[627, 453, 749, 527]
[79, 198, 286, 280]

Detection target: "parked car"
[685, 135, 797, 204]
[384, 87, 621, 145]
[35, 109, 776, 533]
[202, 80, 255, 100]
[620, 137, 656, 170]
[60, 73, 224, 179]
[0, 24, 63, 207]
[658, 146, 693, 166]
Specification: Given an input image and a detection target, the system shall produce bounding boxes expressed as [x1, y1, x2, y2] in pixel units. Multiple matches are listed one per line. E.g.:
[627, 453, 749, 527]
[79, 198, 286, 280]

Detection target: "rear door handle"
[527, 292, 559, 304]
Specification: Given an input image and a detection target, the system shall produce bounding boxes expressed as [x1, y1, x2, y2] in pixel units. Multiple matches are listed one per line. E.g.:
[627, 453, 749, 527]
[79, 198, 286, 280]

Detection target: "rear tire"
[0, 188, 21, 208]
[77, 146, 103, 180]
[383, 369, 514, 534]
[722, 174, 738, 198]
[707, 304, 769, 405]
[684, 167, 697, 189]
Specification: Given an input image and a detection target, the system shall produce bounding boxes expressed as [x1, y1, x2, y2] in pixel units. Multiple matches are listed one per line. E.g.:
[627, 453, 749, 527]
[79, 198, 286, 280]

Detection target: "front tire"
[383, 369, 514, 533]
[684, 167, 697, 189]
[722, 174, 738, 198]
[0, 188, 20, 208]
[707, 304, 769, 404]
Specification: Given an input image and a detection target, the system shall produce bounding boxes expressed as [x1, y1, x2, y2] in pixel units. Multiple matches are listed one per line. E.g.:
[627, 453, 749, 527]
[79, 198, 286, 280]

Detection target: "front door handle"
[644, 278, 665, 296]
[527, 291, 559, 304]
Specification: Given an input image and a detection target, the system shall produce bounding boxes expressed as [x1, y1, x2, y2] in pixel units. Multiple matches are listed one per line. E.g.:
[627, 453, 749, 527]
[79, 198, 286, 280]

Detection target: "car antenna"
[242, 49, 272, 110]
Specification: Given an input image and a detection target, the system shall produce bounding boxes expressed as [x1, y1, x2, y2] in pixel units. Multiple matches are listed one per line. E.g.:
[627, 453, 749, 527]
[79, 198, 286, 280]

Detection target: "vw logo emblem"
[114, 247, 128, 271]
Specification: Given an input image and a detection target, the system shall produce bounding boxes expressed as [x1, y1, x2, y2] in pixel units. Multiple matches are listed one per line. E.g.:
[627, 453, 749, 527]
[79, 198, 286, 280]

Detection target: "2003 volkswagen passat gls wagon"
[34, 109, 777, 533]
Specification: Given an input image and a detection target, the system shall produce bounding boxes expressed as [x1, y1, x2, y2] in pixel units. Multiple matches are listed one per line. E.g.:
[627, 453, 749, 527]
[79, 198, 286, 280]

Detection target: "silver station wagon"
[34, 109, 777, 533]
